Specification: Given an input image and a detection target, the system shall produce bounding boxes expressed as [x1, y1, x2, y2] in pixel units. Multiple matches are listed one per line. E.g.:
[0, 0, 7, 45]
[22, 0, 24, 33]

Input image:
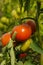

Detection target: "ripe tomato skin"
[19, 53, 27, 59]
[12, 24, 32, 42]
[26, 20, 36, 34]
[1, 33, 11, 46]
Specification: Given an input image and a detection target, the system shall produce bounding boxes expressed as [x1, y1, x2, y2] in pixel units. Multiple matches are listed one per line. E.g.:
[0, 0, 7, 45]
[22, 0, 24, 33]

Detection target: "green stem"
[41, 42, 43, 65]
[35, 1, 41, 43]
[1, 60, 6, 65]
[7, 39, 16, 65]
[36, 1, 43, 65]
[10, 47, 16, 65]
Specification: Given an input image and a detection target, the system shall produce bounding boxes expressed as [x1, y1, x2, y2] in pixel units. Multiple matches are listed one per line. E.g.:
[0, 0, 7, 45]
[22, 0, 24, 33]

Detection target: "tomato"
[11, 10, 19, 18]
[1, 17, 9, 25]
[19, 53, 27, 59]
[17, 6, 24, 13]
[0, 23, 4, 29]
[1, 33, 11, 46]
[17, 7, 20, 13]
[21, 39, 32, 52]
[12, 24, 32, 42]
[26, 20, 36, 34]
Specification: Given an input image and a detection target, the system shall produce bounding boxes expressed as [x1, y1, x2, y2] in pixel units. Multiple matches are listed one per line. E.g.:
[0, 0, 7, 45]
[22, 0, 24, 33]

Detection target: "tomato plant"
[0, 0, 43, 65]
[12, 24, 32, 42]
[1, 32, 11, 46]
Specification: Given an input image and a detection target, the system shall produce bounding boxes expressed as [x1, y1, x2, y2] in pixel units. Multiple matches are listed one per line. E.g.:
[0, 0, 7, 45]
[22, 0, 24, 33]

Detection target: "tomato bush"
[0, 0, 43, 65]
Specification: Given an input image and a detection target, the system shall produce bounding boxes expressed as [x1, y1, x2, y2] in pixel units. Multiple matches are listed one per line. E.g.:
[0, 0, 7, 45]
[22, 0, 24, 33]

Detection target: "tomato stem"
[20, 17, 35, 22]
[41, 43, 43, 65]
[36, 1, 43, 65]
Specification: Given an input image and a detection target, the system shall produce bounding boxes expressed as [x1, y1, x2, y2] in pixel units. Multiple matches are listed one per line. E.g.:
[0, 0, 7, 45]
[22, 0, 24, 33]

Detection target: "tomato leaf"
[17, 61, 23, 65]
[7, 39, 16, 65]
[12, 31, 17, 41]
[19, 0, 23, 7]
[19, 0, 23, 13]
[24, 0, 30, 13]
[30, 41, 43, 54]
[0, 60, 6, 65]
[24, 60, 35, 65]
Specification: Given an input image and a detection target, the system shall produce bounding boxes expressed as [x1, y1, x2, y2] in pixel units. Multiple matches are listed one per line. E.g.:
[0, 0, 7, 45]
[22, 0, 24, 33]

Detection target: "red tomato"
[1, 33, 11, 46]
[26, 20, 36, 34]
[19, 53, 27, 59]
[12, 24, 32, 42]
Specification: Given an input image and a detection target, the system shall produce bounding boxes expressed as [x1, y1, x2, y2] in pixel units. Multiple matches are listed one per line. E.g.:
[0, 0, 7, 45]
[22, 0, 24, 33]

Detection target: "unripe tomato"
[12, 24, 32, 42]
[1, 17, 9, 25]
[22, 7, 24, 13]
[11, 10, 19, 18]
[1, 33, 11, 46]
[21, 39, 32, 52]
[26, 20, 36, 34]
[0, 23, 4, 29]
[17, 7, 20, 13]
[17, 6, 24, 13]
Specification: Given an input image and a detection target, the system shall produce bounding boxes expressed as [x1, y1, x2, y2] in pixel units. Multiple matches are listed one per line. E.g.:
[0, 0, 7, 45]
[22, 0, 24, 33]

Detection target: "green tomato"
[17, 7, 20, 13]
[11, 10, 19, 18]
[0, 23, 4, 29]
[21, 39, 32, 52]
[1, 17, 9, 25]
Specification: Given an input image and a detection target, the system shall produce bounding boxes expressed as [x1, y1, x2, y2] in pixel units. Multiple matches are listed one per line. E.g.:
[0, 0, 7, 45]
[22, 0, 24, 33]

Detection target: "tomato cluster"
[0, 20, 36, 47]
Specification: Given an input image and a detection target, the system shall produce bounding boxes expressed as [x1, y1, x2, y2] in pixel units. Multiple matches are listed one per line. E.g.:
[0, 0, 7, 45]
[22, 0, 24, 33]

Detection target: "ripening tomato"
[1, 33, 11, 46]
[12, 24, 32, 42]
[26, 20, 36, 34]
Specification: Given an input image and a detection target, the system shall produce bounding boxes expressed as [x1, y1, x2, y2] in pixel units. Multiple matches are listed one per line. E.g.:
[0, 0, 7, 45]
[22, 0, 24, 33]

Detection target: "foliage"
[0, 0, 43, 65]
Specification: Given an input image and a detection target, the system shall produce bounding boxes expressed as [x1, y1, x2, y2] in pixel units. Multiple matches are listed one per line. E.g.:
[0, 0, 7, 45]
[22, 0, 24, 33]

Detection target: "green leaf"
[7, 39, 16, 65]
[19, 0, 23, 7]
[30, 41, 43, 54]
[19, 0, 23, 13]
[12, 31, 17, 41]
[0, 60, 6, 65]
[24, 61, 35, 65]
[24, 0, 30, 12]
[17, 61, 23, 65]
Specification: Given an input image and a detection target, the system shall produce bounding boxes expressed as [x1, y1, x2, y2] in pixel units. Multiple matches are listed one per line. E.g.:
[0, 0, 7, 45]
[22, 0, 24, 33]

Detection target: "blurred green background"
[0, 0, 43, 37]
[0, 1, 43, 65]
